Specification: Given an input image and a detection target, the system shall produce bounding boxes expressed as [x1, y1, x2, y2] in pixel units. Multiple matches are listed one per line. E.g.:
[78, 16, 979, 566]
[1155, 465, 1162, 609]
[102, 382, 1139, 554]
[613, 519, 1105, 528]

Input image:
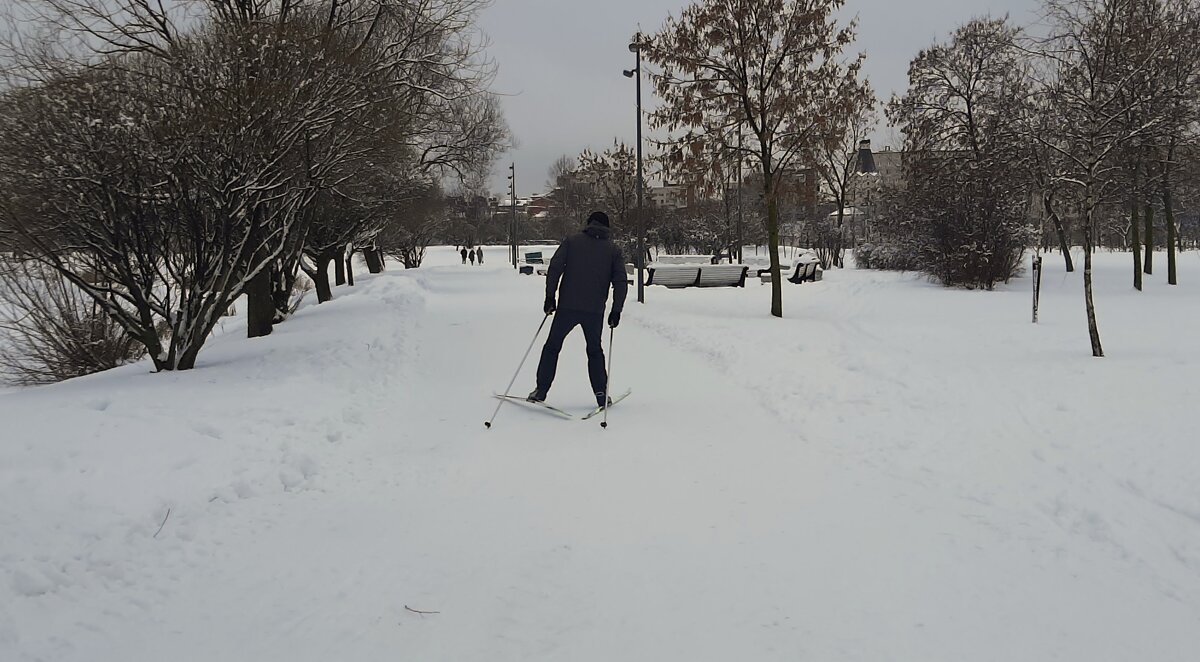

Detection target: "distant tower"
[856, 139, 877, 174]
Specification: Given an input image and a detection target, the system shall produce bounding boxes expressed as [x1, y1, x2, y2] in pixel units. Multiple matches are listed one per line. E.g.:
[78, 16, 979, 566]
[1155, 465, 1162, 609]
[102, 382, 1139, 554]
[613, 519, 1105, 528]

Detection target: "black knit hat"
[587, 211, 610, 228]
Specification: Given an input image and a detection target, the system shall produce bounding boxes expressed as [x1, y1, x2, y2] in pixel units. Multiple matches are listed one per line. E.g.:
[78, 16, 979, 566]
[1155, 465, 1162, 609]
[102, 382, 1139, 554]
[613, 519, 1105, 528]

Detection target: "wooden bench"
[538, 263, 637, 283]
[646, 264, 749, 288]
[758, 261, 820, 284]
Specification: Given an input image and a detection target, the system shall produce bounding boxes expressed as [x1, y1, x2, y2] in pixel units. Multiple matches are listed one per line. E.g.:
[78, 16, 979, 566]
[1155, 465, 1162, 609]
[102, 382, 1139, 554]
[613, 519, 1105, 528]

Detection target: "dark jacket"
[545, 222, 628, 315]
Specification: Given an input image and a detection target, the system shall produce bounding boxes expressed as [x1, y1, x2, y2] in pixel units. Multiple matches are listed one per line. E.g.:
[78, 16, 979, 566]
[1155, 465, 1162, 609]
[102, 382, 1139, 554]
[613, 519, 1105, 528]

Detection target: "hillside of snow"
[2, 247, 1198, 661]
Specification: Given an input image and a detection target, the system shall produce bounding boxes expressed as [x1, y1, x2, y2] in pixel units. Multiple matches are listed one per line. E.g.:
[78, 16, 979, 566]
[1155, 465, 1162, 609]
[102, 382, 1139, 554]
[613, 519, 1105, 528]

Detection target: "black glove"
[608, 310, 621, 328]
[544, 298, 557, 315]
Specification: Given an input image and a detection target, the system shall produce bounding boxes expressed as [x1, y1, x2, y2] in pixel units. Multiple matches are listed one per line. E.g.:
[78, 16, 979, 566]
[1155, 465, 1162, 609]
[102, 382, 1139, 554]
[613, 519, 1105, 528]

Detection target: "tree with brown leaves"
[642, 0, 869, 317]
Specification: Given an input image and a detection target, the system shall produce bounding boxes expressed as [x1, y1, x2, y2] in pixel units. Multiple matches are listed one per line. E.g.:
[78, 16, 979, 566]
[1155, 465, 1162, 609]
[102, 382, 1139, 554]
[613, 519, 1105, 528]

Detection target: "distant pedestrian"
[476, 247, 484, 264]
[460, 247, 468, 264]
[469, 248, 476, 265]
[528, 211, 627, 409]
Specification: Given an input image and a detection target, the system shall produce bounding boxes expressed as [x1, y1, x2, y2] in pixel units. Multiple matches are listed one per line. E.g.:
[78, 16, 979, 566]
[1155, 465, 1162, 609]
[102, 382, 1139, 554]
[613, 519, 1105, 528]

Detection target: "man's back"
[546, 220, 628, 315]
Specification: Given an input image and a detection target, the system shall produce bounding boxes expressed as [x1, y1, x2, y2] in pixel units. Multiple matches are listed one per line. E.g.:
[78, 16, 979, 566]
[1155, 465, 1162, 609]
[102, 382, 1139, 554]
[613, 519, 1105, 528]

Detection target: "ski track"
[1, 248, 1199, 661]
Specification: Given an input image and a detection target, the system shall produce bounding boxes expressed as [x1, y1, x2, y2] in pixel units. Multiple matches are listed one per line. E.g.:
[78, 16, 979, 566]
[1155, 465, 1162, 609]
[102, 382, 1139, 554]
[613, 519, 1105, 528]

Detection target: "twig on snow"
[153, 507, 171, 538]
[405, 605, 440, 615]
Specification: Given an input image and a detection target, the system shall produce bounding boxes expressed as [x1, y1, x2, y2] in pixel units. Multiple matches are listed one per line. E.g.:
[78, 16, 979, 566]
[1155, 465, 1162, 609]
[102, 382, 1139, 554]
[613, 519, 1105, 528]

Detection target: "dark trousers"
[535, 309, 606, 396]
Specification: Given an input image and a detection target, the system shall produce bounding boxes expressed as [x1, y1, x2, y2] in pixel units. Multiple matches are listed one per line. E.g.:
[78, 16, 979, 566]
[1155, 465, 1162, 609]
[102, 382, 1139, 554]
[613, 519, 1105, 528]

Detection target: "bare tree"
[1151, 0, 1200, 286]
[0, 0, 506, 369]
[376, 181, 447, 269]
[1033, 0, 1189, 356]
[0, 259, 146, 385]
[578, 139, 639, 232]
[888, 16, 1034, 289]
[546, 154, 586, 239]
[1022, 93, 1076, 272]
[814, 95, 876, 269]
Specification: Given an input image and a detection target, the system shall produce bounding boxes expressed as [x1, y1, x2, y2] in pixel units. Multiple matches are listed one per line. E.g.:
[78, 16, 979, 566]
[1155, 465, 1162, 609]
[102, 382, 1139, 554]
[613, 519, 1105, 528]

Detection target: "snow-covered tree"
[0, 0, 506, 368]
[887, 17, 1034, 289]
[1033, 0, 1195, 355]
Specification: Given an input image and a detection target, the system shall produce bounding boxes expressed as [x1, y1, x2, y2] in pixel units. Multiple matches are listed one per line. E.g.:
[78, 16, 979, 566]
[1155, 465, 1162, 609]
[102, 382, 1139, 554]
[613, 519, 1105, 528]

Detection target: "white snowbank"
[1, 247, 1198, 661]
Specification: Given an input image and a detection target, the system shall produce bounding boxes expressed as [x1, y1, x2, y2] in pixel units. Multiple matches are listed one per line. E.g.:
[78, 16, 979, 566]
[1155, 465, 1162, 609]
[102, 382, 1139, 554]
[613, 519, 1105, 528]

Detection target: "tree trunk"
[364, 248, 384, 274]
[1084, 199, 1104, 357]
[176, 329, 205, 371]
[1043, 194, 1073, 272]
[1163, 145, 1178, 285]
[246, 266, 274, 338]
[345, 248, 355, 286]
[1129, 175, 1142, 291]
[833, 204, 846, 269]
[271, 260, 297, 323]
[1143, 202, 1154, 275]
[335, 246, 347, 286]
[764, 163, 782, 318]
[313, 254, 333, 303]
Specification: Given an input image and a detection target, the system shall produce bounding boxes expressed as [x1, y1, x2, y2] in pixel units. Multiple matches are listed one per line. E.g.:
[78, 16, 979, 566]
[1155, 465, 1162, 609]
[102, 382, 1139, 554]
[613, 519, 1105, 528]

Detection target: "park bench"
[535, 262, 636, 283]
[646, 263, 749, 288]
[758, 260, 821, 285]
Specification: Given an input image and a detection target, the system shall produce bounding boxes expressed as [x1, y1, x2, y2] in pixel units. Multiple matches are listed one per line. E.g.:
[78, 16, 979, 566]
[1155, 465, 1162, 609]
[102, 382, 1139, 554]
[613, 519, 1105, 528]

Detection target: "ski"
[581, 389, 632, 420]
[491, 394, 575, 419]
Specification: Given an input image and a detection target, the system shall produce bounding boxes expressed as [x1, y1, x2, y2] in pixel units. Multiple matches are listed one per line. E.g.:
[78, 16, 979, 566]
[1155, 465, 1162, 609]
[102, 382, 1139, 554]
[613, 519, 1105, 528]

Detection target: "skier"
[528, 211, 627, 409]
[469, 248, 476, 266]
[476, 247, 484, 265]
[460, 247, 468, 264]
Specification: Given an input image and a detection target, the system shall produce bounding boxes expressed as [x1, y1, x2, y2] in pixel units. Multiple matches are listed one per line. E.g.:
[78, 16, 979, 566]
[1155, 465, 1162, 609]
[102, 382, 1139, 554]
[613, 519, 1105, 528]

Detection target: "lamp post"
[507, 162, 517, 269]
[623, 36, 645, 304]
[736, 125, 744, 263]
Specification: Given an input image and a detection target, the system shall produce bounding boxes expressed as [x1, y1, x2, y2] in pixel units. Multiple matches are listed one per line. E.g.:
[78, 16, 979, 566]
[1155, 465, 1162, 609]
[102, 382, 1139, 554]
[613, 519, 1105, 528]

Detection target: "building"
[649, 183, 692, 210]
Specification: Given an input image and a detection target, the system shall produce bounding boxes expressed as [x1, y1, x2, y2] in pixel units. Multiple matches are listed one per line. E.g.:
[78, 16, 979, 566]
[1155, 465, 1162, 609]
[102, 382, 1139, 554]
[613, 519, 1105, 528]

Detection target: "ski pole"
[601, 325, 614, 429]
[485, 313, 551, 429]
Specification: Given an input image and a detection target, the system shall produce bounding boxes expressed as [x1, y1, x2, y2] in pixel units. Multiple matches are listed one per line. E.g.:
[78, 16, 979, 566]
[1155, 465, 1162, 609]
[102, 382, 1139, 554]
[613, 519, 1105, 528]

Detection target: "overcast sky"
[475, 0, 1042, 197]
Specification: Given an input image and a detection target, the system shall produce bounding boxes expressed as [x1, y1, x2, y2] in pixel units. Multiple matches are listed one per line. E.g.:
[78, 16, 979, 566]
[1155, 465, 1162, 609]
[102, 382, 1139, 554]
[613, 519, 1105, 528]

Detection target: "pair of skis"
[484, 314, 625, 429]
[491, 389, 631, 422]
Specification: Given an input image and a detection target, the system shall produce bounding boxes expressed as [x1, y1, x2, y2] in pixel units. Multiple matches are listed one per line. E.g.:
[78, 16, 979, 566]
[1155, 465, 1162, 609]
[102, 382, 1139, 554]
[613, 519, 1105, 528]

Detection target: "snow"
[2, 247, 1199, 661]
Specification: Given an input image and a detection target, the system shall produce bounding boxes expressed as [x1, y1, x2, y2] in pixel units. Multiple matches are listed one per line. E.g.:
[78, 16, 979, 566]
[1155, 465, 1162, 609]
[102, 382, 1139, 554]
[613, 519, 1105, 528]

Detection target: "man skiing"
[460, 247, 468, 264]
[529, 211, 628, 409]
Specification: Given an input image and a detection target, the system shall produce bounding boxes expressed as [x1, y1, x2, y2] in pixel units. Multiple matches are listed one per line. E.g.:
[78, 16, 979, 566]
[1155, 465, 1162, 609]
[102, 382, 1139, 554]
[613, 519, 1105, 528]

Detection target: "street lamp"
[624, 36, 646, 304]
[736, 125, 744, 263]
[506, 162, 517, 269]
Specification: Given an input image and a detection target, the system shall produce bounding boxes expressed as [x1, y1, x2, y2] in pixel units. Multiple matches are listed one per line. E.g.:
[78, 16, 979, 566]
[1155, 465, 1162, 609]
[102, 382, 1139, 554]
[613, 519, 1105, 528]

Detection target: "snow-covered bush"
[855, 241, 920, 271]
[883, 17, 1034, 290]
[0, 261, 145, 385]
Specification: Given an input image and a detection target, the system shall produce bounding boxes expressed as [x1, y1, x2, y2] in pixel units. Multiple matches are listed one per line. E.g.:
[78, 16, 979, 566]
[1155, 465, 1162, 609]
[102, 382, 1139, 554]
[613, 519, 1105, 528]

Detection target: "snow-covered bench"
[646, 264, 749, 288]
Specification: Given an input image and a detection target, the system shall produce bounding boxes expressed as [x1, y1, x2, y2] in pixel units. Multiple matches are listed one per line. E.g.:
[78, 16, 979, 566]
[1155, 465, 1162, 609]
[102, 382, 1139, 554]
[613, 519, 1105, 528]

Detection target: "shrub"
[855, 241, 922, 271]
[0, 261, 145, 385]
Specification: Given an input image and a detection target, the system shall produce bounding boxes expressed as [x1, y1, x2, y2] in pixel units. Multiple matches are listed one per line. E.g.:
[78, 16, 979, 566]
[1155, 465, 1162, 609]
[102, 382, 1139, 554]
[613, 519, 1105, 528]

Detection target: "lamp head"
[623, 69, 635, 78]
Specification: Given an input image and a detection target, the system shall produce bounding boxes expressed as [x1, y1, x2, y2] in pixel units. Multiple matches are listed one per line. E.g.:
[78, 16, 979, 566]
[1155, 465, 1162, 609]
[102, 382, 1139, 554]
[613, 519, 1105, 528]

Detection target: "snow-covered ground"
[2, 246, 1198, 661]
